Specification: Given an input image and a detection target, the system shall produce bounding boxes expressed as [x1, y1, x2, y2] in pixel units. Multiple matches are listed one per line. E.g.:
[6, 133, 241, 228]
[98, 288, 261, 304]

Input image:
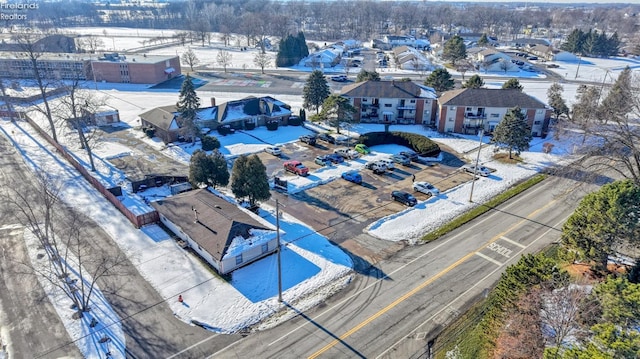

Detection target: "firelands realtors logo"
[0, 2, 38, 21]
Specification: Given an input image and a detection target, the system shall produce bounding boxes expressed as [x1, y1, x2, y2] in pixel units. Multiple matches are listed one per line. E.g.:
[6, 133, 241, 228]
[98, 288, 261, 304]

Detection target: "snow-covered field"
[1, 27, 637, 358]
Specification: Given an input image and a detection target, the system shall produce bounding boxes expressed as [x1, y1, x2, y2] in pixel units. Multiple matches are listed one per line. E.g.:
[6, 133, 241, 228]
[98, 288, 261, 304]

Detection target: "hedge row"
[359, 131, 441, 157]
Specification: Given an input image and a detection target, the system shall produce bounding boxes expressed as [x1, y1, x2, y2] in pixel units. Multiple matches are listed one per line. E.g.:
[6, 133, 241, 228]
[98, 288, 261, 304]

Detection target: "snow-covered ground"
[1, 27, 637, 358]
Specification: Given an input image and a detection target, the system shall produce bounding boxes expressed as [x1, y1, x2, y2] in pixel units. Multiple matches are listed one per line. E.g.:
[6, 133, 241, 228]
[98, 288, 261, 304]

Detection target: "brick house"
[341, 80, 437, 126]
[437, 88, 552, 137]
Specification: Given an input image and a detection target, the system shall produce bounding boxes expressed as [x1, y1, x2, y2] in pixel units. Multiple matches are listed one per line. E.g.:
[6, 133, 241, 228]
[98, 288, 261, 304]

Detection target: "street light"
[275, 199, 283, 302]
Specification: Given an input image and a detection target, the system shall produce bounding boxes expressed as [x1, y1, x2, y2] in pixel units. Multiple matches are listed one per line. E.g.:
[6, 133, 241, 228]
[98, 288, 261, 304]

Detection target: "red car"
[284, 160, 309, 176]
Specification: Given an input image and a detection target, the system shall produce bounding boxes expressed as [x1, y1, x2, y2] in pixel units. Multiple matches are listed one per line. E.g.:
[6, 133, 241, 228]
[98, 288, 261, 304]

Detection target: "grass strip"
[421, 174, 547, 243]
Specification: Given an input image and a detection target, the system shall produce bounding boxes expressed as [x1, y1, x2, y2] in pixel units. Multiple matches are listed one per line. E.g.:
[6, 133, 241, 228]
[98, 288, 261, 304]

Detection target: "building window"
[236, 254, 243, 265]
[384, 104, 392, 107]
[491, 114, 500, 118]
[410, 99, 415, 103]
[448, 117, 453, 122]
[534, 120, 541, 125]
[261, 243, 269, 253]
[362, 98, 368, 102]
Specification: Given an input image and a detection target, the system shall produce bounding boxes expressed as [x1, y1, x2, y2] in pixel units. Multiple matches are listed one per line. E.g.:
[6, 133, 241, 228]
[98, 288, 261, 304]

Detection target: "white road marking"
[501, 236, 526, 248]
[476, 252, 502, 266]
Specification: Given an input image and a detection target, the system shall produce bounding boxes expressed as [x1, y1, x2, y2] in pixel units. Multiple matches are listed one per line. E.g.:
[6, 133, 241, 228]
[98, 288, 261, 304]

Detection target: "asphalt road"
[167, 165, 598, 358]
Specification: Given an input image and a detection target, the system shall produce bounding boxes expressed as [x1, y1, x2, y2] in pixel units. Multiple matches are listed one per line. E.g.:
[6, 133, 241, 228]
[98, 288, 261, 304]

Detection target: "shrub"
[144, 127, 155, 138]
[288, 115, 303, 126]
[217, 125, 232, 136]
[244, 122, 256, 130]
[201, 135, 220, 151]
[266, 120, 279, 131]
[359, 131, 440, 157]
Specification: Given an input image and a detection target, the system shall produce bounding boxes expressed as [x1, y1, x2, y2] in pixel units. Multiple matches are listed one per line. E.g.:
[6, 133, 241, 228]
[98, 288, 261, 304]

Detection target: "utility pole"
[469, 124, 484, 203]
[276, 199, 283, 303]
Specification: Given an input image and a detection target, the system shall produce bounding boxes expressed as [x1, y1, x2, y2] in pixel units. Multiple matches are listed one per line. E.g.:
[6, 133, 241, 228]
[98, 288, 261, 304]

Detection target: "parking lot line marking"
[501, 236, 526, 248]
[476, 252, 503, 266]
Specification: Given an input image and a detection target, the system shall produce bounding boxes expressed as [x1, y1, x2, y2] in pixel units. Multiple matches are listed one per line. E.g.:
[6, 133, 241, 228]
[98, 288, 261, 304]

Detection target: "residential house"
[139, 105, 181, 143]
[437, 88, 552, 137]
[392, 46, 434, 71]
[341, 80, 438, 126]
[474, 48, 519, 72]
[151, 189, 279, 275]
[303, 48, 341, 68]
[374, 35, 430, 51]
[139, 96, 291, 143]
[528, 44, 579, 62]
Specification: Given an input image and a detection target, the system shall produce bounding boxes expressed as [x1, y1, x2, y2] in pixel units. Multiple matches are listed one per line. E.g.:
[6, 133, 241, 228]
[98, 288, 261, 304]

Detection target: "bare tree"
[181, 48, 200, 72]
[253, 52, 272, 74]
[216, 51, 232, 73]
[78, 36, 104, 54]
[3, 172, 126, 318]
[12, 32, 59, 143]
[540, 285, 592, 351]
[494, 287, 545, 359]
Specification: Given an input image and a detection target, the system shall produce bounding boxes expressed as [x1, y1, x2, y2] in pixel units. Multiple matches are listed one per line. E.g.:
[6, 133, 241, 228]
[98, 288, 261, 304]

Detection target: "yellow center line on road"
[307, 198, 559, 359]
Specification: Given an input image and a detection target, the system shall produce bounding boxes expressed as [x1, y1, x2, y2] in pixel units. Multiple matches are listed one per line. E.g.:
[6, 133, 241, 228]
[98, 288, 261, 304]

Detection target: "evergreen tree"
[302, 70, 330, 114]
[561, 180, 640, 274]
[561, 29, 585, 54]
[598, 66, 633, 124]
[356, 70, 381, 82]
[231, 155, 250, 201]
[583, 29, 600, 56]
[244, 155, 271, 207]
[491, 106, 532, 159]
[442, 35, 467, 65]
[477, 33, 489, 47]
[319, 94, 357, 134]
[502, 78, 523, 91]
[606, 32, 621, 57]
[462, 74, 484, 89]
[424, 68, 455, 93]
[276, 32, 309, 67]
[296, 31, 309, 58]
[547, 82, 569, 120]
[188, 150, 229, 189]
[231, 154, 270, 207]
[176, 74, 200, 143]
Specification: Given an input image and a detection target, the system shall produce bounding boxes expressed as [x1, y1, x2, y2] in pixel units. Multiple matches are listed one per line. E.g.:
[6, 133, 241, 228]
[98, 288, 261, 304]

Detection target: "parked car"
[341, 170, 362, 184]
[365, 161, 387, 174]
[378, 158, 395, 171]
[413, 181, 439, 196]
[326, 153, 345, 164]
[264, 146, 282, 156]
[463, 164, 491, 176]
[399, 150, 419, 161]
[284, 160, 309, 176]
[317, 133, 336, 144]
[334, 148, 360, 160]
[330, 75, 347, 82]
[299, 134, 317, 145]
[314, 155, 331, 166]
[391, 154, 410, 166]
[354, 144, 371, 155]
[528, 56, 538, 61]
[392, 190, 417, 206]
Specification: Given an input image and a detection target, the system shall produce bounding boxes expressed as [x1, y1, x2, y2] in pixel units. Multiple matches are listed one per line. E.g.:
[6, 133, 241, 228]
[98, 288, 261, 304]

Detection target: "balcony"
[464, 113, 486, 120]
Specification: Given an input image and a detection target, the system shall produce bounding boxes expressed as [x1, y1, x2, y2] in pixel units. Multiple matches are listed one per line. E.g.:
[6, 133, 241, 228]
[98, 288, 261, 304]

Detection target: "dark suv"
[317, 133, 336, 144]
[392, 191, 417, 206]
[299, 134, 317, 145]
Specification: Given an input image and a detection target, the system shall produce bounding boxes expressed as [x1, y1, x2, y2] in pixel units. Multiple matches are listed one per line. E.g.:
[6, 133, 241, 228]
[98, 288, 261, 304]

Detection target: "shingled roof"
[341, 80, 433, 99]
[438, 88, 546, 109]
[151, 189, 275, 262]
[139, 105, 178, 130]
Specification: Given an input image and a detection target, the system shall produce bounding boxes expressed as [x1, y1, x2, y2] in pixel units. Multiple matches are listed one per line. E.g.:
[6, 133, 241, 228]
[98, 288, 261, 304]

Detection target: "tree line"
[561, 28, 621, 57]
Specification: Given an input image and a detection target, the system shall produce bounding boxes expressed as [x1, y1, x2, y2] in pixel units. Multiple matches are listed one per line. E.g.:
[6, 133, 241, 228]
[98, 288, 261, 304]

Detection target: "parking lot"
[256, 138, 476, 246]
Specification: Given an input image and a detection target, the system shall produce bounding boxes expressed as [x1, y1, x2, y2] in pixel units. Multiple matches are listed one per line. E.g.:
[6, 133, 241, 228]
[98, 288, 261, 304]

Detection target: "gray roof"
[438, 88, 546, 109]
[151, 189, 274, 262]
[139, 105, 178, 130]
[341, 80, 427, 99]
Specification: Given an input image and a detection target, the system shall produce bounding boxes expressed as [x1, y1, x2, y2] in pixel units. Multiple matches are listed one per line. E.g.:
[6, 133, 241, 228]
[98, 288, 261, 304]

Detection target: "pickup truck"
[334, 148, 360, 160]
[284, 160, 309, 176]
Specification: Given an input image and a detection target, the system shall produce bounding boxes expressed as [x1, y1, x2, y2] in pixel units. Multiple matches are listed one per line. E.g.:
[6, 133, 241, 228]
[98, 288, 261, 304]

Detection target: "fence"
[22, 114, 158, 228]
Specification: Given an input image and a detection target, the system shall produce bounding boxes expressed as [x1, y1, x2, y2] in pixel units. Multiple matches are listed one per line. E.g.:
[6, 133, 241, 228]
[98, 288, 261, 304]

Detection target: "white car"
[264, 146, 282, 156]
[378, 158, 395, 171]
[334, 148, 360, 160]
[463, 164, 491, 176]
[413, 181, 439, 196]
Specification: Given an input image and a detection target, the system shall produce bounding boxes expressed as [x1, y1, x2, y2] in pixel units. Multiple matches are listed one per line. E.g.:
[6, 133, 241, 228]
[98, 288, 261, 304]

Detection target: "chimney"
[211, 97, 216, 106]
